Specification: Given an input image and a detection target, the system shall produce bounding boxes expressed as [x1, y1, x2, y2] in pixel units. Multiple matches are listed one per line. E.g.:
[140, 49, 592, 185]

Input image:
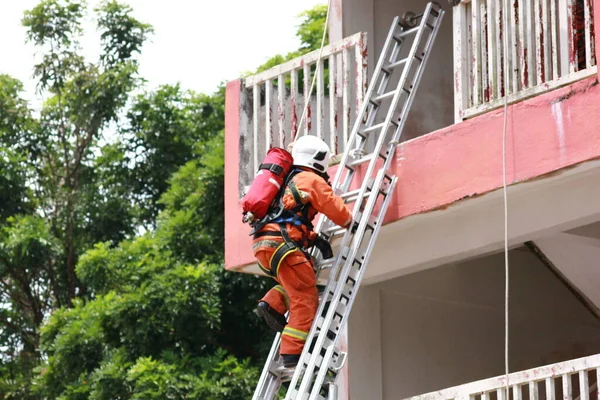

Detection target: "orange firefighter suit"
[252, 168, 352, 356]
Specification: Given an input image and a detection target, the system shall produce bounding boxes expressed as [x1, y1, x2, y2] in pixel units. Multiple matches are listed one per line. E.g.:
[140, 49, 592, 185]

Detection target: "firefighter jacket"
[252, 168, 353, 256]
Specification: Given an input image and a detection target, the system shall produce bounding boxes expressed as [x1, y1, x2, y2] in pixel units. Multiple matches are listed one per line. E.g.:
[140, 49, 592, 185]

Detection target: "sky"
[0, 0, 325, 108]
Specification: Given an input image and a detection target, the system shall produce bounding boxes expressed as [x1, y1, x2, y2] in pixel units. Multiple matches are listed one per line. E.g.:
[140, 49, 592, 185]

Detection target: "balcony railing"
[454, 0, 597, 121]
[407, 353, 600, 400]
[241, 32, 368, 178]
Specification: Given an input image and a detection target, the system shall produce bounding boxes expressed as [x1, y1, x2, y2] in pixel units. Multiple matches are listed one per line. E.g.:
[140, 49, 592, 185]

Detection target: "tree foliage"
[19, 0, 153, 309]
[0, 1, 327, 398]
[124, 84, 225, 225]
[253, 4, 328, 74]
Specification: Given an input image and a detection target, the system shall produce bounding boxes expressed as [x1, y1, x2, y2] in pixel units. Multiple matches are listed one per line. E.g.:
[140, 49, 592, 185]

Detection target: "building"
[224, 0, 600, 398]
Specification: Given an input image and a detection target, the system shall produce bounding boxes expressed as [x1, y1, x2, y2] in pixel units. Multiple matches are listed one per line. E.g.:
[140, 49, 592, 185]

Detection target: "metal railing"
[407, 354, 600, 400]
[243, 32, 368, 174]
[454, 0, 597, 121]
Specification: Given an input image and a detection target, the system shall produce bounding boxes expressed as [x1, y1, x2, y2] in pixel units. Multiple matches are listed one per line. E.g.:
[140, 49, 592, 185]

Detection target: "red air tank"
[241, 148, 294, 221]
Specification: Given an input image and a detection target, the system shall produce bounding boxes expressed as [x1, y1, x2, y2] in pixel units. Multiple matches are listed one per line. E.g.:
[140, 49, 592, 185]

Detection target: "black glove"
[317, 171, 332, 187]
[313, 234, 334, 259]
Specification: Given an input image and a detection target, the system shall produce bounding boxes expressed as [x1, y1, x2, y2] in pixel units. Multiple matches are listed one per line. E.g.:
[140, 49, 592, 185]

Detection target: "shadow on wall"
[350, 245, 600, 399]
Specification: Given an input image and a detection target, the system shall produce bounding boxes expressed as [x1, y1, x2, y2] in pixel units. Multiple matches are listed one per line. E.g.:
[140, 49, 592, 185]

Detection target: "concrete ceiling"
[567, 220, 600, 240]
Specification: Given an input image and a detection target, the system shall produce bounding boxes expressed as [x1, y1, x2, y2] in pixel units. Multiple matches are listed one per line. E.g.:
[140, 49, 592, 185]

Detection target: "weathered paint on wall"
[224, 80, 254, 271]
[455, 0, 598, 120]
[388, 76, 600, 223]
[224, 76, 600, 271]
[328, 0, 344, 44]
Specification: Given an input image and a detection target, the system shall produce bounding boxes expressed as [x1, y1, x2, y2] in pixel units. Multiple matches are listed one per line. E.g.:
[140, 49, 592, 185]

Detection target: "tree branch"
[0, 279, 31, 315]
[8, 268, 43, 325]
[43, 257, 63, 309]
[48, 42, 72, 187]
[72, 113, 103, 177]
[0, 312, 23, 335]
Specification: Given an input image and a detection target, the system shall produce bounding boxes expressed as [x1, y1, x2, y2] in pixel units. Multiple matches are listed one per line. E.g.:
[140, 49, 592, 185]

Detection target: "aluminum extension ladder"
[253, 3, 444, 399]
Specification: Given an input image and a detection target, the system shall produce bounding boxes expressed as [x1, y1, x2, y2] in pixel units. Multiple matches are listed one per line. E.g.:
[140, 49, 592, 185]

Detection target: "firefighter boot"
[256, 301, 287, 333]
[281, 354, 301, 368]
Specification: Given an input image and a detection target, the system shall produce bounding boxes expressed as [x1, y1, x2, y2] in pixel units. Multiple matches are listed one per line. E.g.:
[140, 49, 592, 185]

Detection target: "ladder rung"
[348, 153, 374, 167]
[371, 90, 395, 103]
[325, 226, 347, 238]
[274, 368, 295, 381]
[348, 148, 390, 167]
[395, 26, 419, 39]
[426, 22, 435, 29]
[360, 119, 399, 136]
[362, 122, 385, 134]
[387, 57, 409, 70]
[341, 188, 371, 202]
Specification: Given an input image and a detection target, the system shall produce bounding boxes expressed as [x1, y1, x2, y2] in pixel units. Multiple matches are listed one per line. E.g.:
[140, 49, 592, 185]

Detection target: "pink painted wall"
[224, 80, 254, 270]
[596, 0, 600, 81]
[224, 75, 600, 272]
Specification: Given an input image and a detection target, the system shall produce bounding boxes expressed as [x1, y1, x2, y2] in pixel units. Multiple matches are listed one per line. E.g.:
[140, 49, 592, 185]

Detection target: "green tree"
[22, 0, 153, 303]
[253, 4, 328, 74]
[124, 84, 225, 226]
[0, 1, 329, 398]
[0, 75, 36, 221]
[31, 137, 265, 398]
[297, 4, 329, 52]
[0, 1, 152, 397]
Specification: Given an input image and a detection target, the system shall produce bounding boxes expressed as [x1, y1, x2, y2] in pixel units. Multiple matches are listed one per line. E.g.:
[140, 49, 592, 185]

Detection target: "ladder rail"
[349, 0, 435, 211]
[253, 332, 283, 400]
[309, 11, 422, 295]
[388, 4, 444, 153]
[292, 172, 396, 397]
[329, 15, 401, 190]
[308, 177, 398, 400]
[323, 2, 432, 235]
[311, 16, 413, 274]
[312, 15, 403, 237]
[308, 344, 339, 400]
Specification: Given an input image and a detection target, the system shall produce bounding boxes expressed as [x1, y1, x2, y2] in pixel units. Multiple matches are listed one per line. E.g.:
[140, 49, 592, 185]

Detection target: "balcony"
[236, 32, 367, 192]
[454, 0, 597, 121]
[225, 0, 600, 278]
[408, 354, 600, 400]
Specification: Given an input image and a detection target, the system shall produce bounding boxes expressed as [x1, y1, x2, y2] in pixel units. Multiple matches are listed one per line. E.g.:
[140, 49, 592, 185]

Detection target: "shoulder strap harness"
[250, 168, 314, 277]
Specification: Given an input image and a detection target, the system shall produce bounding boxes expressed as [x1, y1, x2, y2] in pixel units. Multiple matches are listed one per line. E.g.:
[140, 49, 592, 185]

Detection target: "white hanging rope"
[501, 0, 510, 396]
[288, 0, 333, 151]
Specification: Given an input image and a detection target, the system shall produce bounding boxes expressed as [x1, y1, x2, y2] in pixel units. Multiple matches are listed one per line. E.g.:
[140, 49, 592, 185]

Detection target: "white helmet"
[291, 135, 331, 173]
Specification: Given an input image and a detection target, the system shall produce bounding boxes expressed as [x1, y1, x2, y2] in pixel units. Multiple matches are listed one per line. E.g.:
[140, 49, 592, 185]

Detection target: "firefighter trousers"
[256, 249, 318, 355]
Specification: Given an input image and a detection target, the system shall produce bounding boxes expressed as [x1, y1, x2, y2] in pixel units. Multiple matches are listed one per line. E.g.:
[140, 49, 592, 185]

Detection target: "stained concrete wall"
[348, 246, 600, 399]
[332, 0, 455, 142]
[534, 227, 600, 311]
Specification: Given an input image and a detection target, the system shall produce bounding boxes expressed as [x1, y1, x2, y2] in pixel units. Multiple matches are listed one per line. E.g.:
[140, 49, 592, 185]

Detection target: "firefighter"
[252, 135, 353, 369]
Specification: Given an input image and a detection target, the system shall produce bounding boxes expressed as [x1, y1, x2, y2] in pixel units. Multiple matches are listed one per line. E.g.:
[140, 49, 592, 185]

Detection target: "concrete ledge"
[364, 158, 600, 284]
